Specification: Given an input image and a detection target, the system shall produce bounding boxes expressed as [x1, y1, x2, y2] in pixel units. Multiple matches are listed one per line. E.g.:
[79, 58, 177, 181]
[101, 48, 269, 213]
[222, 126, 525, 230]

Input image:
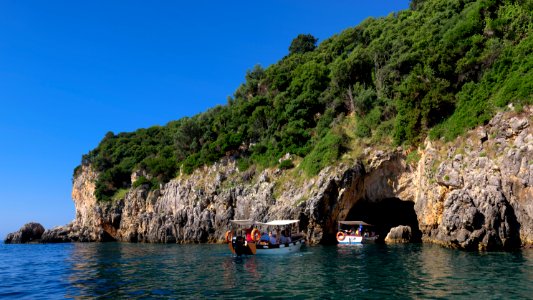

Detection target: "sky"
[0, 0, 410, 239]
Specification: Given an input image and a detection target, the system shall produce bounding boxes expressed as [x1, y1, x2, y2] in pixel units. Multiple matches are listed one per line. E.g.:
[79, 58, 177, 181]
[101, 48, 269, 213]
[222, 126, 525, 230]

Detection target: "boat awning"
[338, 221, 373, 226]
[256, 220, 300, 226]
[230, 219, 256, 226]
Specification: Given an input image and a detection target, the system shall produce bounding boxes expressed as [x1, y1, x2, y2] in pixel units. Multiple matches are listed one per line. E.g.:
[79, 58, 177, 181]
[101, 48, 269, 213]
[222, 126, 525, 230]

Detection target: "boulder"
[385, 225, 412, 243]
[4, 222, 45, 243]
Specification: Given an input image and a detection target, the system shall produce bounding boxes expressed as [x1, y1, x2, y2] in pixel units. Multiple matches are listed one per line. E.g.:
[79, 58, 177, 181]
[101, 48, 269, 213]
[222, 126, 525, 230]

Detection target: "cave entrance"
[345, 198, 421, 242]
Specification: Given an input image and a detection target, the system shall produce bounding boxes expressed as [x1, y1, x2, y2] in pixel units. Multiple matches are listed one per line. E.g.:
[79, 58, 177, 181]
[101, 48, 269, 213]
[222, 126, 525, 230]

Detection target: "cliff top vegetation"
[78, 0, 532, 201]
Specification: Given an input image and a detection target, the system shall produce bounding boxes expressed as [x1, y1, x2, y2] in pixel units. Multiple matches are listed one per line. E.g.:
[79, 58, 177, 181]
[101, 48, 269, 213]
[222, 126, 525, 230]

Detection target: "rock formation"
[415, 107, 532, 250]
[5, 222, 45, 243]
[385, 225, 413, 243]
[6, 107, 532, 250]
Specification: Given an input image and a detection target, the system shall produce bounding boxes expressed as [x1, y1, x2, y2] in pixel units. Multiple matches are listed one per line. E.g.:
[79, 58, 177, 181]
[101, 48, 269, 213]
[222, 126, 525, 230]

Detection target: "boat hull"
[338, 235, 378, 245]
[255, 239, 305, 255]
[229, 238, 257, 255]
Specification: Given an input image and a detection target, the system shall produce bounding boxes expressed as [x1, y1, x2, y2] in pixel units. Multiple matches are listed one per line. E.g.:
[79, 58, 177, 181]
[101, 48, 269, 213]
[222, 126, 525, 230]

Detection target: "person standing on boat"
[358, 224, 363, 236]
[245, 225, 254, 242]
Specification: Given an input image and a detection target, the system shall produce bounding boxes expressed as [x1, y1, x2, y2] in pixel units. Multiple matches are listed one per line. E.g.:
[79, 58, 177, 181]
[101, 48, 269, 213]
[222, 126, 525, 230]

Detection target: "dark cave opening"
[101, 230, 117, 242]
[345, 198, 422, 243]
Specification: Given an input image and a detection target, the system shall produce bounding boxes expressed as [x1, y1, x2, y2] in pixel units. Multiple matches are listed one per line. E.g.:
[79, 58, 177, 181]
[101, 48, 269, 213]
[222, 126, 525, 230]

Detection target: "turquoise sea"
[1, 242, 532, 299]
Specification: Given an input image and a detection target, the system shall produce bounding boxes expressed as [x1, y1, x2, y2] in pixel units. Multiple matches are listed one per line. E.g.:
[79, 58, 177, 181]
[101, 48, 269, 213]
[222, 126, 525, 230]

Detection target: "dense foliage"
[78, 0, 532, 201]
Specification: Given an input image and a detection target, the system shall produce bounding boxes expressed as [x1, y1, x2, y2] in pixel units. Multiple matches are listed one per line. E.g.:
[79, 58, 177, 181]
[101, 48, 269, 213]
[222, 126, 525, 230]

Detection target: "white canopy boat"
[336, 221, 378, 245]
[226, 219, 305, 255]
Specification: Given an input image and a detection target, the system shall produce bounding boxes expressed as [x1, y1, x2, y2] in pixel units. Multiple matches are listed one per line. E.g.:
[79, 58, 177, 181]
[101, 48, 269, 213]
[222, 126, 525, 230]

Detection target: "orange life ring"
[225, 230, 233, 243]
[251, 228, 261, 242]
[336, 231, 346, 241]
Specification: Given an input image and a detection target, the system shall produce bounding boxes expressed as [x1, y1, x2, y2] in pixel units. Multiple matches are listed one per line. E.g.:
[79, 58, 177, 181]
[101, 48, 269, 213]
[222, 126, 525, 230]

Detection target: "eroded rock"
[5, 222, 45, 243]
[385, 225, 412, 243]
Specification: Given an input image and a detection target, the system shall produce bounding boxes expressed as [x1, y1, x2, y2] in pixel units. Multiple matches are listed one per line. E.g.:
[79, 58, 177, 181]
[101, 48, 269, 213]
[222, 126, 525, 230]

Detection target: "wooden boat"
[336, 221, 378, 245]
[226, 219, 257, 256]
[226, 219, 305, 255]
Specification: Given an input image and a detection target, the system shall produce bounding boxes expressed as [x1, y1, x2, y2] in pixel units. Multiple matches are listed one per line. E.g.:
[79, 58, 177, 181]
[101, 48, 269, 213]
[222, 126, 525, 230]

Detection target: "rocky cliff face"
[415, 107, 532, 250]
[31, 107, 533, 250]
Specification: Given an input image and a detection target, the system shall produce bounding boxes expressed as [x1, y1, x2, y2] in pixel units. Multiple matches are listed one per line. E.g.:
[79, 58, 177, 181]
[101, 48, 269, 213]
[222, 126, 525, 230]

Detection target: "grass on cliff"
[112, 188, 129, 202]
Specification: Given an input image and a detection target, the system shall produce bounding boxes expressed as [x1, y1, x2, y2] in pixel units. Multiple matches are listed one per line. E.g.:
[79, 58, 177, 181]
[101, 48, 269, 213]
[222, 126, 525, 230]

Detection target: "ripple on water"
[1, 243, 533, 298]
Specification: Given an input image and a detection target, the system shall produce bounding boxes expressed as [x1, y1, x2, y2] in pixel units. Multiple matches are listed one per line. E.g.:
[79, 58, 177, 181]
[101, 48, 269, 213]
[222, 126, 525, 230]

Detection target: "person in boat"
[259, 231, 269, 245]
[245, 225, 254, 242]
[260, 231, 269, 242]
[285, 229, 292, 243]
[280, 231, 288, 244]
[269, 231, 278, 245]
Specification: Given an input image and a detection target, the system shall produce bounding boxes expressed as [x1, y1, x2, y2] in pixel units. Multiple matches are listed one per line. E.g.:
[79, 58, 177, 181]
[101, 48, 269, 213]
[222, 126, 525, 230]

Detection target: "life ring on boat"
[225, 231, 233, 243]
[251, 228, 261, 242]
[336, 232, 346, 241]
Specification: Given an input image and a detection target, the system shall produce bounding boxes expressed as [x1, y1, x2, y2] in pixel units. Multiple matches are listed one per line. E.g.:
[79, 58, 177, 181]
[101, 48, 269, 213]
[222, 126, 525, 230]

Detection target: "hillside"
[78, 0, 532, 202]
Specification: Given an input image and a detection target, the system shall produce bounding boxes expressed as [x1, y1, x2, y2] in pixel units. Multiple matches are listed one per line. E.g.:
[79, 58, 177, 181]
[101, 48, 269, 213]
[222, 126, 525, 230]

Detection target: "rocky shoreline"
[6, 107, 532, 250]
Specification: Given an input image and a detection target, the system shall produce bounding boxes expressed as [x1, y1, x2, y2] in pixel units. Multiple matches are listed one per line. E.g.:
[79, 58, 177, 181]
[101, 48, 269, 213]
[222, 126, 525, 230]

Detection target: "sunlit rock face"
[385, 225, 413, 244]
[416, 107, 532, 250]
[33, 107, 531, 250]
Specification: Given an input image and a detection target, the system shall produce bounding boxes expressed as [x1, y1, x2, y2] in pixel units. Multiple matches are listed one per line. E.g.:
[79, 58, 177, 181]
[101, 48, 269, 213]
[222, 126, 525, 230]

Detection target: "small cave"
[101, 223, 118, 242]
[101, 230, 117, 242]
[345, 197, 422, 243]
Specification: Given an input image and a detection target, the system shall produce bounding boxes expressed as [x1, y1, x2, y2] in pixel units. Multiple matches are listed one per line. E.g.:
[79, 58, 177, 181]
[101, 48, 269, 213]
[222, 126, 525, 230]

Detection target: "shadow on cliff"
[345, 197, 422, 243]
[501, 202, 522, 250]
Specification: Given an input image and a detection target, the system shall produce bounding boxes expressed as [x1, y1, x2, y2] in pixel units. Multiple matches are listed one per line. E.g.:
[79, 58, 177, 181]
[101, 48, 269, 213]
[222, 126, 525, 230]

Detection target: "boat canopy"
[256, 220, 300, 226]
[338, 221, 373, 226]
[230, 219, 256, 226]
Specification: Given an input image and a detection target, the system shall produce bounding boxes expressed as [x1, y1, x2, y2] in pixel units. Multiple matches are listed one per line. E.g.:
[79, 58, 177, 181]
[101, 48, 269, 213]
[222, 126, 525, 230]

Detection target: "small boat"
[226, 219, 257, 256]
[226, 219, 305, 255]
[336, 220, 378, 245]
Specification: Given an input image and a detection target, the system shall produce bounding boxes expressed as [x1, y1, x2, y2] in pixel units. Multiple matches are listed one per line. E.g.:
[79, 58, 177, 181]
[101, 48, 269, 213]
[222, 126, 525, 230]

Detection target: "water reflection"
[57, 242, 533, 299]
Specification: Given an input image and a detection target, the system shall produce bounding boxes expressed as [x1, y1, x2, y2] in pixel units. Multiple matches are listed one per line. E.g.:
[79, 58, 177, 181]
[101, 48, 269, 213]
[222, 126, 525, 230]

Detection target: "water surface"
[1, 242, 532, 299]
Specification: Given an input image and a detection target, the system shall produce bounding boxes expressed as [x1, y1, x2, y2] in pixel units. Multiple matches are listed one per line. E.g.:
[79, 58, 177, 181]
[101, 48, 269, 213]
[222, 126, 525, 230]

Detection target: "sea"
[1, 242, 532, 299]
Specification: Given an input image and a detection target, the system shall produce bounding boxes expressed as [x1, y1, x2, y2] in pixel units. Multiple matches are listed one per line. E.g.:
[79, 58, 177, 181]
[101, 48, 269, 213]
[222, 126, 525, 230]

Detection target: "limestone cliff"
[36, 107, 532, 250]
[415, 106, 532, 250]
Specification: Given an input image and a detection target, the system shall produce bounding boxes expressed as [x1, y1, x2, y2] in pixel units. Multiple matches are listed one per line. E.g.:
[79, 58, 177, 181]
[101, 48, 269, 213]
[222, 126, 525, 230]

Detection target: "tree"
[289, 34, 318, 55]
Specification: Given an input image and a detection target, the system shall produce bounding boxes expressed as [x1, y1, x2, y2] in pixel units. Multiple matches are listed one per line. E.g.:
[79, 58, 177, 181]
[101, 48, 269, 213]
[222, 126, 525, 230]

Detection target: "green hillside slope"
[78, 0, 532, 201]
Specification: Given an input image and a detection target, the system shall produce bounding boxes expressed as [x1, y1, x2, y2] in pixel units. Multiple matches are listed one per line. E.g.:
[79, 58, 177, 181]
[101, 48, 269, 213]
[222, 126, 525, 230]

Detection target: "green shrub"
[355, 120, 372, 138]
[300, 131, 344, 176]
[279, 159, 295, 170]
[112, 188, 129, 202]
[132, 176, 150, 188]
[237, 157, 252, 172]
[406, 151, 421, 166]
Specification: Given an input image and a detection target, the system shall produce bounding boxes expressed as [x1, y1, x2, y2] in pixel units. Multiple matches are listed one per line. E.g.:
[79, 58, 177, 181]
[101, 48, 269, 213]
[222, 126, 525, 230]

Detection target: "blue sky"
[0, 1, 409, 239]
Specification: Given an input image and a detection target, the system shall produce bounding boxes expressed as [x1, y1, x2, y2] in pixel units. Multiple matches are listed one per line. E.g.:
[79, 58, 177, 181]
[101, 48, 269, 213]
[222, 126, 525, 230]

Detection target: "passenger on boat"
[280, 232, 288, 244]
[269, 231, 278, 245]
[260, 231, 269, 242]
[284, 229, 292, 243]
[245, 226, 254, 242]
